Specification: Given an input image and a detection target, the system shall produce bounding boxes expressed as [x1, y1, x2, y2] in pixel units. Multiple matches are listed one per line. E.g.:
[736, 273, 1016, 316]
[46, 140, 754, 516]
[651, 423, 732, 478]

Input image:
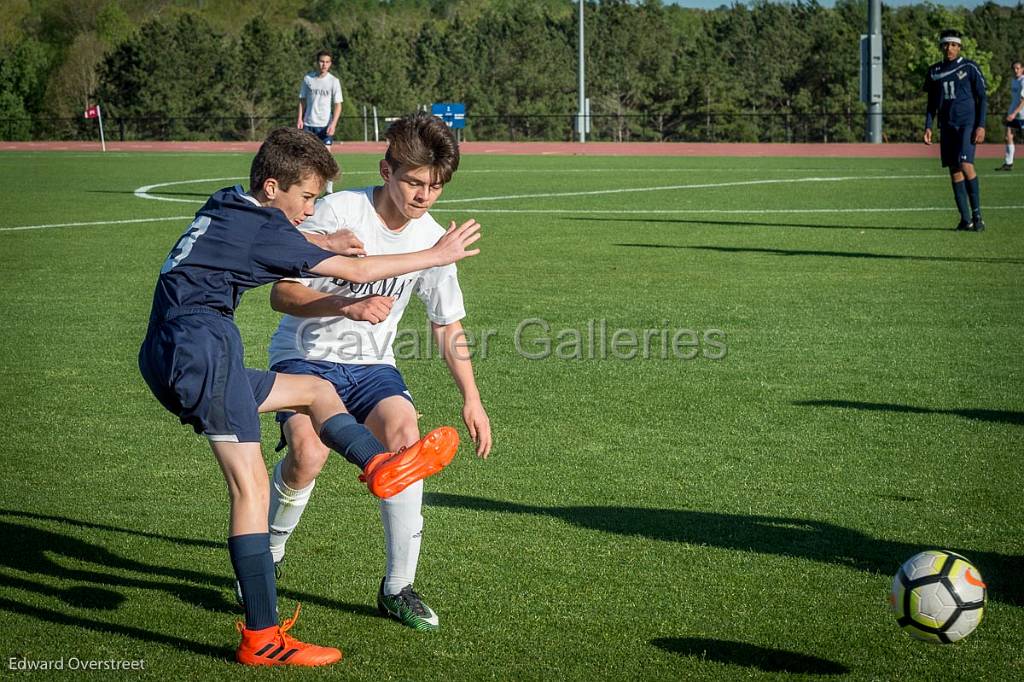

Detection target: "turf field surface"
[0, 151, 1021, 680]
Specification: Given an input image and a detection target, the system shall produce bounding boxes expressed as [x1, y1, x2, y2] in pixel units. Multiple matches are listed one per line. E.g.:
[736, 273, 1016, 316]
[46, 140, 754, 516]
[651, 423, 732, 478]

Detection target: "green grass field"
[0, 150, 1021, 680]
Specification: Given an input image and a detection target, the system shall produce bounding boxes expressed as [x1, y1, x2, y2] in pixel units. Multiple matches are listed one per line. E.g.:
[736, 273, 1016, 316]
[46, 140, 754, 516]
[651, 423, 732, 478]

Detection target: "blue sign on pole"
[431, 103, 466, 129]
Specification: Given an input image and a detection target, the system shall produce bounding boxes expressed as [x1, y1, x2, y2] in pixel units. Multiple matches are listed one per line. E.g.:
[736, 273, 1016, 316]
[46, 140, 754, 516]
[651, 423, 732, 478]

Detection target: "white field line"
[132, 172, 945, 205]
[131, 173, 380, 203]
[430, 205, 1024, 214]
[133, 177, 245, 203]
[436, 174, 942, 203]
[6, 204, 1024, 233]
[448, 167, 937, 174]
[0, 172, 1014, 232]
[1, 216, 194, 232]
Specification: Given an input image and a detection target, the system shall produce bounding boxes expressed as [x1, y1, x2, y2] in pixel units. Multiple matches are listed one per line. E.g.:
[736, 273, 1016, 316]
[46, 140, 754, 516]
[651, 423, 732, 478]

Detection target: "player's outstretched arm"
[433, 320, 492, 459]
[309, 219, 481, 284]
[304, 228, 366, 256]
[270, 280, 394, 323]
[328, 102, 341, 136]
[1010, 98, 1024, 123]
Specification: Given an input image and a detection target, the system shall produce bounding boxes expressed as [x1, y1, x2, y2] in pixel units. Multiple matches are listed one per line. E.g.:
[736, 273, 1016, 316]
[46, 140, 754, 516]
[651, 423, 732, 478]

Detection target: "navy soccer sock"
[951, 179, 972, 223]
[319, 412, 387, 469]
[965, 176, 981, 219]
[228, 533, 277, 630]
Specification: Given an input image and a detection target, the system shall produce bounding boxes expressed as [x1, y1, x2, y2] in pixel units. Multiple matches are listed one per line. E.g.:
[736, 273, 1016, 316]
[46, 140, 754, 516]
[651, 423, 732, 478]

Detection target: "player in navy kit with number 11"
[923, 29, 989, 232]
[138, 127, 480, 666]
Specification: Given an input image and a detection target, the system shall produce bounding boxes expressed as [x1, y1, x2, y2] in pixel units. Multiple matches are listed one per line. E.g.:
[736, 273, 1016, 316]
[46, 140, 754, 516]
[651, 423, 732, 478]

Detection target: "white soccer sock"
[268, 461, 315, 564]
[1006, 143, 1015, 165]
[381, 479, 424, 594]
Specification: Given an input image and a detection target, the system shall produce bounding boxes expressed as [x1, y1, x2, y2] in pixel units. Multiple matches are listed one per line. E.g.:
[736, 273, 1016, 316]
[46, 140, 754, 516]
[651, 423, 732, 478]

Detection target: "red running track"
[0, 140, 1003, 158]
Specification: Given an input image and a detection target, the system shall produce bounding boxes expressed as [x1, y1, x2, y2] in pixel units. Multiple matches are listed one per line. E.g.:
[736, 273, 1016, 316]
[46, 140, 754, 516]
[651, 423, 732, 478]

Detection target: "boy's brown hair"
[384, 112, 460, 185]
[250, 127, 338, 192]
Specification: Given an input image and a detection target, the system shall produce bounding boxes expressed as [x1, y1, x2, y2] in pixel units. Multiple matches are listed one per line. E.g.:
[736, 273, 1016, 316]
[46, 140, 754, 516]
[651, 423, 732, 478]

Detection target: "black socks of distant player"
[319, 412, 387, 468]
[951, 179, 971, 224]
[229, 533, 277, 630]
[965, 176, 981, 220]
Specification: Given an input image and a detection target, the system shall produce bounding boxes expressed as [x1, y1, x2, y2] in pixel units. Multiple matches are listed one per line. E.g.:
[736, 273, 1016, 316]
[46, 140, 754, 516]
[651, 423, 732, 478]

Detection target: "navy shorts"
[271, 359, 412, 428]
[1007, 119, 1024, 130]
[304, 126, 333, 146]
[939, 125, 976, 168]
[139, 310, 276, 443]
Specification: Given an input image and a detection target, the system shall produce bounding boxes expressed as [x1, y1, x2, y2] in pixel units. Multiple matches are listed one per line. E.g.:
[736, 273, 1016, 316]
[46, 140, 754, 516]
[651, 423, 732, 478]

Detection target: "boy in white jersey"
[997, 60, 1024, 171]
[261, 112, 492, 631]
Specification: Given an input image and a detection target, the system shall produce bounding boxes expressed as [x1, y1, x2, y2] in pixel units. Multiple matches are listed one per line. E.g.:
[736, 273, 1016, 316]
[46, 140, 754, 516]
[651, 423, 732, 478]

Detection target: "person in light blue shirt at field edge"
[996, 60, 1024, 170]
[923, 29, 988, 232]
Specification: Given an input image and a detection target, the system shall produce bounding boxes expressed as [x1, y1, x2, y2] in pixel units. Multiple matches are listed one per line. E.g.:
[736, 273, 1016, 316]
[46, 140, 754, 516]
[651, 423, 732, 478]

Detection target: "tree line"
[1, 0, 1022, 143]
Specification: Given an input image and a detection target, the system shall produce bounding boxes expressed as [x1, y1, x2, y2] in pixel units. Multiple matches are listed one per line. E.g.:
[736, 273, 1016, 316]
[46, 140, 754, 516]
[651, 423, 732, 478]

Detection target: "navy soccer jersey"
[140, 186, 336, 442]
[924, 56, 988, 130]
[149, 186, 335, 319]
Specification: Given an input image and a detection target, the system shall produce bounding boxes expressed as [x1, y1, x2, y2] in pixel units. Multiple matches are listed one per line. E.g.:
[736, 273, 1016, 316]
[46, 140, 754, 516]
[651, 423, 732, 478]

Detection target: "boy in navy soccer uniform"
[923, 29, 989, 232]
[138, 127, 480, 666]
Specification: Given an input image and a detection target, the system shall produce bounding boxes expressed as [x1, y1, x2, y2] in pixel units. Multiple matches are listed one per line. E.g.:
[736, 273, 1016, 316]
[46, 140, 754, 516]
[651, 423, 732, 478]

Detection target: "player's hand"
[323, 229, 366, 256]
[297, 121, 304, 130]
[337, 295, 393, 324]
[923, 129, 932, 145]
[973, 127, 986, 144]
[462, 397, 491, 458]
[431, 219, 481, 265]
[327, 123, 337, 136]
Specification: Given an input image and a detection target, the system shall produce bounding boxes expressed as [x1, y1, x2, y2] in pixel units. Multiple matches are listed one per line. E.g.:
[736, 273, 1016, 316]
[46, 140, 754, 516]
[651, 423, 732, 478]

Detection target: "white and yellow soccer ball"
[890, 550, 987, 643]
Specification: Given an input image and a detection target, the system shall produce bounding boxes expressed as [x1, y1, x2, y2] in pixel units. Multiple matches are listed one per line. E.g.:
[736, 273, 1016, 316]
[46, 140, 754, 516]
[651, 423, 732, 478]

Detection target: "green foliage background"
[1, 0, 1022, 142]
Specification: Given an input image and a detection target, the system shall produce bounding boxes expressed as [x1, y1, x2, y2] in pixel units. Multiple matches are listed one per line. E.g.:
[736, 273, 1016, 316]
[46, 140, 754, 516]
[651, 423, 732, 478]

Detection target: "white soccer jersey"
[299, 72, 343, 127]
[268, 187, 466, 367]
[1010, 75, 1024, 120]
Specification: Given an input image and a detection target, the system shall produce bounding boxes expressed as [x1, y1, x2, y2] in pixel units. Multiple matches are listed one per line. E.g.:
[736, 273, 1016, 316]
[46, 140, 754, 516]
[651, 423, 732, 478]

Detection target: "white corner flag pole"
[97, 105, 107, 152]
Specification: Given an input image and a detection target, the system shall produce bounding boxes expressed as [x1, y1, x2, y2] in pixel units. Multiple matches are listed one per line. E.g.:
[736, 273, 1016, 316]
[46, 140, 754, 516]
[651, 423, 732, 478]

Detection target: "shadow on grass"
[0, 510, 379, 661]
[571, 215, 942, 232]
[424, 494, 1023, 607]
[614, 243, 1024, 265]
[652, 637, 848, 675]
[2, 509, 223, 548]
[0, 596, 233, 660]
[794, 399, 1024, 426]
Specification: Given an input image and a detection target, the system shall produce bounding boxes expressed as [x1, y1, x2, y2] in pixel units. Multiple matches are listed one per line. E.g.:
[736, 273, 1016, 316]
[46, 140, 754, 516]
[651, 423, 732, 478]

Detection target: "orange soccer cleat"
[235, 604, 342, 667]
[359, 426, 459, 498]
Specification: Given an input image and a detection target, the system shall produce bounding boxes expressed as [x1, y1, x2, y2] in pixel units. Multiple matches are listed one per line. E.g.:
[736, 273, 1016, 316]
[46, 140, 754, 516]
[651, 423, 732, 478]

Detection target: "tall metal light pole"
[577, 0, 586, 143]
[860, 0, 883, 143]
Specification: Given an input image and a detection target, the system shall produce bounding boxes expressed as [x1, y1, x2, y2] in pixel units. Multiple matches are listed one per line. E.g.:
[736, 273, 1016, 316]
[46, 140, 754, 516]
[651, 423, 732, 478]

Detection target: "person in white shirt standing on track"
[298, 50, 343, 192]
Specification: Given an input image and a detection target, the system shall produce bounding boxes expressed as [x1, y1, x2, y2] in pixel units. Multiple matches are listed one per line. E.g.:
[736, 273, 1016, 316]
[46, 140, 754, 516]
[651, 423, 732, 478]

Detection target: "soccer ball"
[890, 550, 986, 643]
